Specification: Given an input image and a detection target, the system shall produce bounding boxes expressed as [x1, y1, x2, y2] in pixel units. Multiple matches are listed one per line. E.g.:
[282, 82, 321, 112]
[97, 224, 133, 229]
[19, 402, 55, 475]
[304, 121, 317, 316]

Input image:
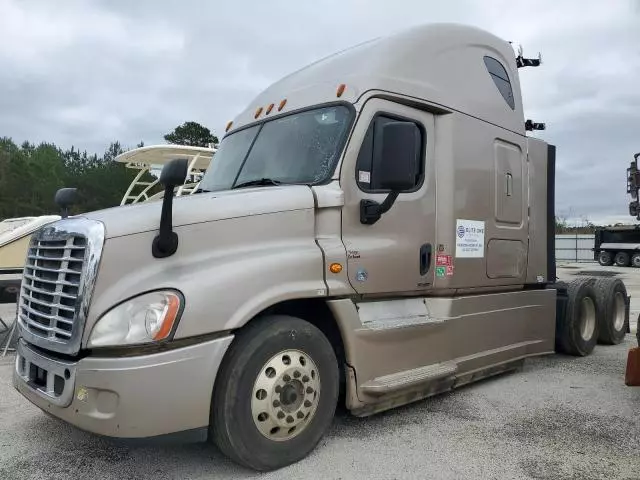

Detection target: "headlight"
[87, 290, 182, 348]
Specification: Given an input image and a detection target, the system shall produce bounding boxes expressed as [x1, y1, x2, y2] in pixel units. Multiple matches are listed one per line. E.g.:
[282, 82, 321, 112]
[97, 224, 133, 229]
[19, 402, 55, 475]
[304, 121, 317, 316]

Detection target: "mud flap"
[625, 347, 640, 386]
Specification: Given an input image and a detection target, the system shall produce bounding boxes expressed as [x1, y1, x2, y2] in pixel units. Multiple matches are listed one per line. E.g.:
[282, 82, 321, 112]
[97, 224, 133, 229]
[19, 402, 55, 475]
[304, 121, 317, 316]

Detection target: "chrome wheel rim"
[251, 349, 320, 442]
[580, 297, 596, 341]
[613, 292, 625, 332]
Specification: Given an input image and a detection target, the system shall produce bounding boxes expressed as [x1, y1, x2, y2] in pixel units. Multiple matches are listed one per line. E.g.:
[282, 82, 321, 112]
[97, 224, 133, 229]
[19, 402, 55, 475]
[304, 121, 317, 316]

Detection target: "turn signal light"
[329, 263, 343, 274]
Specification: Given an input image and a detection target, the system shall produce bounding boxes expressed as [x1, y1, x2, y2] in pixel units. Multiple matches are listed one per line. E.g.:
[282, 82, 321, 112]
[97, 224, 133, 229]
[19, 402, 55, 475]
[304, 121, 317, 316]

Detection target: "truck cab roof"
[229, 23, 525, 137]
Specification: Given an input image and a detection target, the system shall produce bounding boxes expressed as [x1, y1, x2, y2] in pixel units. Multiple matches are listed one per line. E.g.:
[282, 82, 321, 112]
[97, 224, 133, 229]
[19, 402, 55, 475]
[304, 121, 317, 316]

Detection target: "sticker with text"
[455, 219, 485, 258]
[358, 170, 371, 184]
[436, 254, 453, 266]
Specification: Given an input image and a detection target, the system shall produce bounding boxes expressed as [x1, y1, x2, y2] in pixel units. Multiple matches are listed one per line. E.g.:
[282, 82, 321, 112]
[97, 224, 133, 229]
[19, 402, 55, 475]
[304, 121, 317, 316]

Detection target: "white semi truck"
[13, 23, 629, 471]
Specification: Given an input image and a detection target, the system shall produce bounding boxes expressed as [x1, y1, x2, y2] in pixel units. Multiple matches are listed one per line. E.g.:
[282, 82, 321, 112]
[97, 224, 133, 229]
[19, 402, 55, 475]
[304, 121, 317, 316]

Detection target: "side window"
[356, 115, 424, 191]
[483, 56, 515, 110]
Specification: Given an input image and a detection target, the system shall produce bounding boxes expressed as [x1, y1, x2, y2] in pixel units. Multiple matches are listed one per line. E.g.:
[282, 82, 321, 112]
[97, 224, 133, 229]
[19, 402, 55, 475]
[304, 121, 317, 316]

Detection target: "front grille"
[20, 236, 87, 341]
[18, 218, 104, 355]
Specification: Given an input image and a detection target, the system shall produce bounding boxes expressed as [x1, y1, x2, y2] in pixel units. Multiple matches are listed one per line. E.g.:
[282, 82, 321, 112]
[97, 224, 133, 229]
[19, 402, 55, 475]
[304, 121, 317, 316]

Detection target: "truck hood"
[81, 185, 316, 239]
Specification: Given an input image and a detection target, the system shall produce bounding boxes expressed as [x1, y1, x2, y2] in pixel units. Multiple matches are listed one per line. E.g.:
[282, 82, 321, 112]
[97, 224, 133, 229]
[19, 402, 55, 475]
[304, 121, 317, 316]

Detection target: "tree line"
[0, 122, 218, 220]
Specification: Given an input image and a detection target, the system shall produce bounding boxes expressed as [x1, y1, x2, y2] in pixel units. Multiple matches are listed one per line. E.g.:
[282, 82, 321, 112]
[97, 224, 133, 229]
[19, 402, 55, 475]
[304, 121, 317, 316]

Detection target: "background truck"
[594, 153, 640, 266]
[12, 23, 630, 471]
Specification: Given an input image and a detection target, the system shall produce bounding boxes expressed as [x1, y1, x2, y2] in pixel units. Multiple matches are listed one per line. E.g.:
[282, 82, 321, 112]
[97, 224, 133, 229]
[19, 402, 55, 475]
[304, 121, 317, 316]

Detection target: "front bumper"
[13, 336, 233, 438]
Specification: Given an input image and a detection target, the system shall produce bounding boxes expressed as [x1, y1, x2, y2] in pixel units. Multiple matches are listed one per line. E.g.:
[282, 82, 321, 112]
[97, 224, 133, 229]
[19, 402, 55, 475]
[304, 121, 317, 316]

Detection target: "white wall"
[555, 234, 595, 263]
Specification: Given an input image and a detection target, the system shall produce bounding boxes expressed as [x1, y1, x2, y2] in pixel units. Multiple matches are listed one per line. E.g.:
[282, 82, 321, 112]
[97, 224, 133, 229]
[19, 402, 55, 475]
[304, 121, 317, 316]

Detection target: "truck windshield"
[198, 105, 353, 192]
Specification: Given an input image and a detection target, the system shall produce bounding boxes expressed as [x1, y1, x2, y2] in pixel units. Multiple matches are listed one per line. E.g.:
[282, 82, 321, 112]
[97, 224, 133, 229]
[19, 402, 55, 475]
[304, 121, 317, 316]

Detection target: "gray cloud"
[1, 0, 639, 223]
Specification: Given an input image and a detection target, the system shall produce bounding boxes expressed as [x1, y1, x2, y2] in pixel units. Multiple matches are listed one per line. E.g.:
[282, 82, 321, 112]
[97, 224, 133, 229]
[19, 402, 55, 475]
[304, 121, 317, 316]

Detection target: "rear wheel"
[557, 278, 599, 356]
[631, 253, 640, 268]
[211, 315, 339, 471]
[614, 251, 630, 267]
[594, 278, 628, 345]
[597, 251, 613, 266]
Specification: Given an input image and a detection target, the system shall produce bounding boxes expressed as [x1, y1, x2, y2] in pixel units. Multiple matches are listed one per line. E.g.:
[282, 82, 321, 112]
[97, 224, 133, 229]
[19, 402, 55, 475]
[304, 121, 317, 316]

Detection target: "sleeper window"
[355, 115, 424, 192]
[483, 56, 515, 110]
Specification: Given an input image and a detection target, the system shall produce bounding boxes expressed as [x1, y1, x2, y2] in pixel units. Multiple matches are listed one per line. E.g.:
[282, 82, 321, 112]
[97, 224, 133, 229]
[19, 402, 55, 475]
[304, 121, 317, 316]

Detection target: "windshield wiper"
[232, 178, 282, 189]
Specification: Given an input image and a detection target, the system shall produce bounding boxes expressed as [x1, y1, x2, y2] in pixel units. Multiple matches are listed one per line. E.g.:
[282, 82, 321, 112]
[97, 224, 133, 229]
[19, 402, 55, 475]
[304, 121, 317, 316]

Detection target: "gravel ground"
[1, 265, 639, 480]
[1, 336, 639, 479]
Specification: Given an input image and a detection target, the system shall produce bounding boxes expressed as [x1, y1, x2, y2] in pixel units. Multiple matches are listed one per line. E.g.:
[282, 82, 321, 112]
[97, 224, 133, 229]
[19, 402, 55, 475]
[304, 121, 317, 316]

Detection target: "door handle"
[420, 243, 432, 276]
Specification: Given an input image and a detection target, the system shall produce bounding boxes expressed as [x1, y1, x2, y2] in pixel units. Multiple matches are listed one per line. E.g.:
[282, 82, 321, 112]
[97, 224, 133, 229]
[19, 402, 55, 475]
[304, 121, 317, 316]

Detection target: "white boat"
[0, 144, 215, 303]
[115, 144, 216, 205]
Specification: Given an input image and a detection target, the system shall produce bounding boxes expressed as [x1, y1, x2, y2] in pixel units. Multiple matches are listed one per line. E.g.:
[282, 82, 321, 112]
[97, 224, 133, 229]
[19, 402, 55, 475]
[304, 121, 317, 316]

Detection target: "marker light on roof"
[278, 99, 287, 111]
[254, 107, 263, 119]
[336, 84, 346, 97]
[266, 103, 274, 115]
[225, 121, 233, 132]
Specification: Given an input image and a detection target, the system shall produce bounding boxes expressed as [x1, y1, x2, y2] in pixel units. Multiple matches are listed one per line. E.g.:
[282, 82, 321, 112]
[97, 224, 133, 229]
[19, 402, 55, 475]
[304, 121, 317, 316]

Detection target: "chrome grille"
[20, 236, 87, 341]
[18, 218, 105, 356]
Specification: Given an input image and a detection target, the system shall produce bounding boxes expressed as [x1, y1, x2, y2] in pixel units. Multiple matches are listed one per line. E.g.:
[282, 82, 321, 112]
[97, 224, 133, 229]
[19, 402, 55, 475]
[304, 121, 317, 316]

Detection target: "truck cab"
[12, 23, 612, 471]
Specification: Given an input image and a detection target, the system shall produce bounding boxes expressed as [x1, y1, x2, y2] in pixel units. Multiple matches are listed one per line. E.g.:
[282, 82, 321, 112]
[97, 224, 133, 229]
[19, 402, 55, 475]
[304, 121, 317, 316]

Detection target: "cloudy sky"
[1, 0, 639, 224]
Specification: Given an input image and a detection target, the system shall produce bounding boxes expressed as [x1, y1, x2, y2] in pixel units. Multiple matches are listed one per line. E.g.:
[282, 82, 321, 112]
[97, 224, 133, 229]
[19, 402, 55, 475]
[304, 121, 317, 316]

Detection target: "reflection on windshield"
[198, 105, 352, 192]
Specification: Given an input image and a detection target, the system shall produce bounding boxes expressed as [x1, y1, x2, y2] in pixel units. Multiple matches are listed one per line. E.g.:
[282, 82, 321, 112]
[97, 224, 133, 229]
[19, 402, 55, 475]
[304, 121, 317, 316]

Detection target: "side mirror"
[54, 187, 78, 219]
[360, 121, 420, 225]
[152, 158, 189, 258]
[376, 121, 420, 191]
[159, 158, 189, 187]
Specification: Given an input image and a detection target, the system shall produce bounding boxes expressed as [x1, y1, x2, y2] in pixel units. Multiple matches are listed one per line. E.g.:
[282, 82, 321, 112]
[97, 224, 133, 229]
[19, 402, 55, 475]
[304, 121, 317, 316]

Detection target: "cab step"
[360, 361, 458, 395]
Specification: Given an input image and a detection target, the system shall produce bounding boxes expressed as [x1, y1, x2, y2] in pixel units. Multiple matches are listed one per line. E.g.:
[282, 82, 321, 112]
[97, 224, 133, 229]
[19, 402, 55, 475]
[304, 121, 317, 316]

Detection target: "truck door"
[340, 99, 436, 295]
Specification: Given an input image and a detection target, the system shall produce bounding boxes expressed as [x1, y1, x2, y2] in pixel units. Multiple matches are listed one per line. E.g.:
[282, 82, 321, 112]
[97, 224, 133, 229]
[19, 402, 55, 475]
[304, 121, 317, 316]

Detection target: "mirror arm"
[360, 191, 399, 225]
[152, 184, 179, 258]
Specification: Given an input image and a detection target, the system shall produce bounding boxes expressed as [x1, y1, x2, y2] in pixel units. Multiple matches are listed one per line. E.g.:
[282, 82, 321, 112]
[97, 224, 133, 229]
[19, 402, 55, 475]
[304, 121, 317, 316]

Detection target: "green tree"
[164, 121, 218, 147]
[0, 136, 164, 220]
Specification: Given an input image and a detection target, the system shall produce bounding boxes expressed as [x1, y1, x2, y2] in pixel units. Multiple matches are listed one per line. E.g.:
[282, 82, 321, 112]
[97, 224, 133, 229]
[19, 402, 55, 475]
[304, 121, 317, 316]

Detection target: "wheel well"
[254, 299, 348, 407]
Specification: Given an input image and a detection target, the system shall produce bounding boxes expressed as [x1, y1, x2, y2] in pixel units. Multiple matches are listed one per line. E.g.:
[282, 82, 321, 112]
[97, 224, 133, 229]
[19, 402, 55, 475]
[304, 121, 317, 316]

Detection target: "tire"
[211, 315, 339, 471]
[614, 251, 630, 267]
[556, 278, 599, 356]
[593, 278, 628, 345]
[597, 251, 614, 266]
[632, 253, 640, 268]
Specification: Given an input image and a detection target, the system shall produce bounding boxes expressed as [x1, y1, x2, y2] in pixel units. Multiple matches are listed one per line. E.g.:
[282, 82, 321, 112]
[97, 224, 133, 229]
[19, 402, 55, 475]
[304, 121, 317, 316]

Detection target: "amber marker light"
[225, 121, 233, 132]
[254, 106, 263, 119]
[265, 103, 274, 115]
[336, 84, 346, 97]
[278, 99, 287, 111]
[153, 294, 181, 341]
[329, 263, 343, 274]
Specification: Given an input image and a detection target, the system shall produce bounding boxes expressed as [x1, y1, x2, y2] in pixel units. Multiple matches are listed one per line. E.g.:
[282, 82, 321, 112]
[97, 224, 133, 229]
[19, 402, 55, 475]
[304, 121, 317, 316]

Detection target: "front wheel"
[211, 315, 339, 471]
